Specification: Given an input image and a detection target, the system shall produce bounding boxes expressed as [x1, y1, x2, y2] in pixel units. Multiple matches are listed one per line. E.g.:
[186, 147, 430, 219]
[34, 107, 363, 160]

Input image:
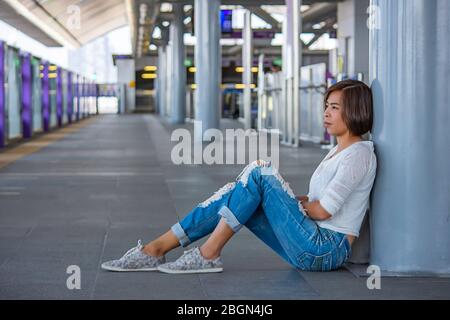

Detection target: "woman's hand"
[296, 196, 310, 217]
[296, 196, 332, 221]
[296, 195, 309, 203]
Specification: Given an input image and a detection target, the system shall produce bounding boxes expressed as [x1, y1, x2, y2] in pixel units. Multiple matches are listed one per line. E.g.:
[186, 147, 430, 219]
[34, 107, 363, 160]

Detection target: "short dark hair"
[324, 79, 373, 136]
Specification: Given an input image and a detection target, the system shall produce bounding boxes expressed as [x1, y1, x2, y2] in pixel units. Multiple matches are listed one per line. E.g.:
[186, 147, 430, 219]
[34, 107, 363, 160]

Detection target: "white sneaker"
[157, 247, 223, 274]
[101, 240, 165, 272]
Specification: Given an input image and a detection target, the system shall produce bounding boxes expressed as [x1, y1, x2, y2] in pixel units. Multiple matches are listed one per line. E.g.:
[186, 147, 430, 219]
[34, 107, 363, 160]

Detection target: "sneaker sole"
[101, 265, 159, 272]
[157, 266, 223, 274]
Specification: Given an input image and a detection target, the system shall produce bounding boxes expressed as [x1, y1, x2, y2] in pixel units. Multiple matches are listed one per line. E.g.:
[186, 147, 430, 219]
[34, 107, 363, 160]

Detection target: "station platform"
[0, 114, 449, 299]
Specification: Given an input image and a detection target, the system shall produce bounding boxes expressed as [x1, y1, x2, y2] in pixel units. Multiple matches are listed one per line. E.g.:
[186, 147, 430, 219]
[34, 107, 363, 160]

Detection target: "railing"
[258, 63, 330, 146]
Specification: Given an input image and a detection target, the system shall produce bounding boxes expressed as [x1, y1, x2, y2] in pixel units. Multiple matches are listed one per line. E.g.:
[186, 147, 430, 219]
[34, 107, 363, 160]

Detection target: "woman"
[102, 79, 377, 273]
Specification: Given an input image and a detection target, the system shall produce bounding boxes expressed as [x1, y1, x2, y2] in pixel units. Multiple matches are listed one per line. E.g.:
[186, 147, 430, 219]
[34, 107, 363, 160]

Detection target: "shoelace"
[122, 240, 143, 258]
[177, 247, 196, 262]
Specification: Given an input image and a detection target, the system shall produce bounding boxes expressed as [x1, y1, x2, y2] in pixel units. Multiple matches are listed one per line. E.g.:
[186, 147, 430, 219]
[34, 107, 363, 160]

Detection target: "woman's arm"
[301, 200, 332, 221]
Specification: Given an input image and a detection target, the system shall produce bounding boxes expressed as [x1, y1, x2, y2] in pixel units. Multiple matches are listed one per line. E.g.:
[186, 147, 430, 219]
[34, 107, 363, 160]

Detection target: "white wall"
[337, 0, 370, 81]
[116, 59, 135, 112]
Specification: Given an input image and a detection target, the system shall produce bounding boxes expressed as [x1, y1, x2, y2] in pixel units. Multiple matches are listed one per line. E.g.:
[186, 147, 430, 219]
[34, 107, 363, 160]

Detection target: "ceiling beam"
[243, 6, 281, 30]
[302, 2, 337, 24]
[29, 0, 81, 46]
[305, 17, 336, 47]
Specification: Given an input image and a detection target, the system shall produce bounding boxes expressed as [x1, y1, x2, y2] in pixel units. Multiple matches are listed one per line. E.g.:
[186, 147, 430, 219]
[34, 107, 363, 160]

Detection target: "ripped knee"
[255, 159, 271, 167]
[236, 160, 272, 187]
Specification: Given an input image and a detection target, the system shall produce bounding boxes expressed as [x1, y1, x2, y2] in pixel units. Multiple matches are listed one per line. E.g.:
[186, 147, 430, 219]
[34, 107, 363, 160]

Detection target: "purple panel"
[76, 75, 80, 121]
[84, 78, 87, 117]
[0, 42, 5, 148]
[95, 83, 99, 115]
[67, 71, 73, 124]
[86, 80, 89, 116]
[82, 79, 85, 117]
[79, 77, 83, 118]
[56, 68, 62, 127]
[21, 52, 32, 138]
[41, 62, 50, 131]
[88, 81, 90, 116]
[90, 82, 93, 114]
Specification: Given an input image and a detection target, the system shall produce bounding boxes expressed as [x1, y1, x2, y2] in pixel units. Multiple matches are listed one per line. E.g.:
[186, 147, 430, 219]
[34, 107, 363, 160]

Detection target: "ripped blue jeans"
[171, 161, 352, 271]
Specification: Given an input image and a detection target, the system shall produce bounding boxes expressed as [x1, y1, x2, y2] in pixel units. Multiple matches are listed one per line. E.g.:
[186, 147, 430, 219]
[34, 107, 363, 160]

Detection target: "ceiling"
[0, 0, 339, 56]
[0, 0, 129, 48]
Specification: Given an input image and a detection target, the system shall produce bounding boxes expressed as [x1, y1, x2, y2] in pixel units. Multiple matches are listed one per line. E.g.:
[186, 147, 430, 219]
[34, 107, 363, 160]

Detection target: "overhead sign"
[221, 10, 233, 33]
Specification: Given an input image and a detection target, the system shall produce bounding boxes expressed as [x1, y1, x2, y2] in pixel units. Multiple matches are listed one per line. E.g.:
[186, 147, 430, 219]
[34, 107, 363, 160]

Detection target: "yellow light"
[142, 73, 157, 79]
[191, 84, 197, 89]
[234, 84, 256, 89]
[48, 73, 57, 78]
[49, 65, 57, 71]
[144, 66, 157, 71]
[235, 67, 258, 73]
[39, 65, 44, 71]
[40, 73, 44, 78]
[188, 67, 197, 73]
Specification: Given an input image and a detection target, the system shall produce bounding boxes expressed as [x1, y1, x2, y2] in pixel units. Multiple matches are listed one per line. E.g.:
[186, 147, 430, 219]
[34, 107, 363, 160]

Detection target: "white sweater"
[307, 141, 377, 237]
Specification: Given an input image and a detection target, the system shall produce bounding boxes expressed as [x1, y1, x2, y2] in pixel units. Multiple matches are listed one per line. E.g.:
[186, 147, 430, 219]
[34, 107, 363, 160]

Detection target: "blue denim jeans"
[171, 161, 352, 272]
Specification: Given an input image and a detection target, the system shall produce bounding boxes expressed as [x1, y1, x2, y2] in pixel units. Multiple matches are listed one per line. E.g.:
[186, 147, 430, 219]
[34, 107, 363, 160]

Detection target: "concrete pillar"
[243, 10, 253, 130]
[337, 0, 371, 264]
[370, 0, 450, 275]
[337, 0, 370, 80]
[169, 3, 186, 124]
[194, 0, 221, 142]
[282, 0, 302, 146]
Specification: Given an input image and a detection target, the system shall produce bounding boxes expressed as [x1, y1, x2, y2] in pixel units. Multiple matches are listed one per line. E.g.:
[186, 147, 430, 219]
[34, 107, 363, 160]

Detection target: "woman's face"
[324, 90, 349, 137]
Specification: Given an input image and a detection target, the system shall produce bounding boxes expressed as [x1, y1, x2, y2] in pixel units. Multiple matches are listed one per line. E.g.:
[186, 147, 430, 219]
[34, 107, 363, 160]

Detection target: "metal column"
[370, 0, 450, 275]
[282, 0, 302, 147]
[157, 44, 167, 117]
[170, 3, 186, 124]
[194, 0, 221, 142]
[257, 54, 265, 131]
[243, 10, 253, 130]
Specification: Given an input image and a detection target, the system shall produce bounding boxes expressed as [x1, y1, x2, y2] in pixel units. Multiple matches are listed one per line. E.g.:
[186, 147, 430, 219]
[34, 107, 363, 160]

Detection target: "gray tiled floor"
[0, 114, 449, 300]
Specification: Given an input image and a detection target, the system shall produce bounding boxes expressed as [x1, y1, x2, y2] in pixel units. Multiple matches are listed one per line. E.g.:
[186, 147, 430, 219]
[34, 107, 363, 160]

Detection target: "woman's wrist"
[299, 200, 309, 217]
